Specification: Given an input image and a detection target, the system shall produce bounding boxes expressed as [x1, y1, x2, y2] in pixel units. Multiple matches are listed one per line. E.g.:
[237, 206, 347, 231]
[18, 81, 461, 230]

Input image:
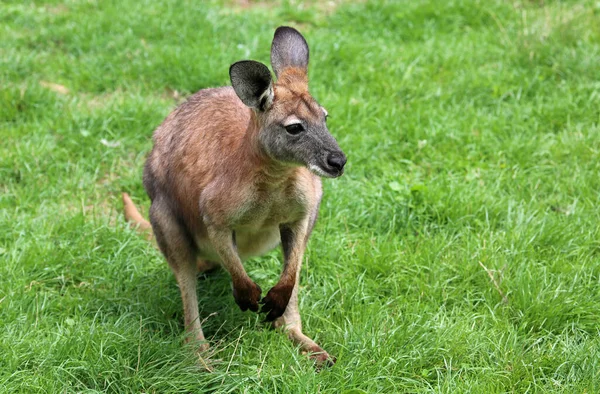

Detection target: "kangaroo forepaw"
[260, 283, 293, 321]
[232, 280, 262, 312]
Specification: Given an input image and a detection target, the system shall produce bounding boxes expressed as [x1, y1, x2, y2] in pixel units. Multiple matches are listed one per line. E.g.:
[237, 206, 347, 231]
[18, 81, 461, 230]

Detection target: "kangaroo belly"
[195, 225, 281, 262]
[236, 226, 281, 260]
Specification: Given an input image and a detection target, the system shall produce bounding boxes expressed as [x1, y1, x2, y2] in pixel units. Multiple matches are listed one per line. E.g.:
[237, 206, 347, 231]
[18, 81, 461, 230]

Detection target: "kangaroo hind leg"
[149, 200, 208, 352]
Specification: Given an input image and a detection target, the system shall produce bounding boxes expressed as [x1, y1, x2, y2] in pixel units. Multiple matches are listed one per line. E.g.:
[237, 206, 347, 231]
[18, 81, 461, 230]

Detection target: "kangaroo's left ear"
[229, 60, 274, 111]
[271, 26, 309, 78]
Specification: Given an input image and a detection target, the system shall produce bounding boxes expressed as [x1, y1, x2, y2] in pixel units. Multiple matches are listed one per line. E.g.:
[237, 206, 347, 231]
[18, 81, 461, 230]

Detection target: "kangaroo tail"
[122, 192, 153, 238]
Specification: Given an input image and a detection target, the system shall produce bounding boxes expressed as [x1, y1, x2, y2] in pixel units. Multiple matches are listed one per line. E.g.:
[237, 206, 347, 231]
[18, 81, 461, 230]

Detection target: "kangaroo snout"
[326, 151, 347, 176]
[309, 149, 347, 178]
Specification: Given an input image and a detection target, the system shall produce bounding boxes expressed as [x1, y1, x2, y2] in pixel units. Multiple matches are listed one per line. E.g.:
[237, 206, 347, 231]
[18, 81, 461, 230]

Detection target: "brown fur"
[123, 27, 343, 366]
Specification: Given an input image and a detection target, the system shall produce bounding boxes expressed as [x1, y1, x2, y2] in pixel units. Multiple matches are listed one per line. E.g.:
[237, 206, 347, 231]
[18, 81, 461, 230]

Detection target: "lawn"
[2, 0, 600, 392]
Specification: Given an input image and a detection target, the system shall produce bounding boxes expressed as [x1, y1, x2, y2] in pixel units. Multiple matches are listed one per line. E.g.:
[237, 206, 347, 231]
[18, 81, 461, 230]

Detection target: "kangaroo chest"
[195, 178, 310, 261]
[233, 184, 308, 230]
[233, 191, 306, 259]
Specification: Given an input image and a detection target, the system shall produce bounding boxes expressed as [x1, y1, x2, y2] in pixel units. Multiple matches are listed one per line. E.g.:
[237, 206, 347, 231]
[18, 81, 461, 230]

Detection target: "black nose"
[326, 152, 347, 172]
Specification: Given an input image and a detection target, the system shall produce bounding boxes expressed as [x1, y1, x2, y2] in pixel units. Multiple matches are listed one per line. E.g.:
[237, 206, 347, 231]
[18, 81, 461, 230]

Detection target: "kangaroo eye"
[285, 123, 304, 135]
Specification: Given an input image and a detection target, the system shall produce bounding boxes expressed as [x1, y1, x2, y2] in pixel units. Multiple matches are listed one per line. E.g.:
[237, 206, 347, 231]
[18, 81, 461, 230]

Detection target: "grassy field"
[2, 0, 600, 392]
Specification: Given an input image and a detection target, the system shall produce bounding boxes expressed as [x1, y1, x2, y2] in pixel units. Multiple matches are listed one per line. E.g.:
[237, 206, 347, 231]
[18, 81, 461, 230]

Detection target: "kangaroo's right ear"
[229, 60, 274, 111]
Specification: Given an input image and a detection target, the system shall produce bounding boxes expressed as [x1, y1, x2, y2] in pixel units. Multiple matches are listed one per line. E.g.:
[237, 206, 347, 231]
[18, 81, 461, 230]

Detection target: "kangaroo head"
[229, 26, 346, 178]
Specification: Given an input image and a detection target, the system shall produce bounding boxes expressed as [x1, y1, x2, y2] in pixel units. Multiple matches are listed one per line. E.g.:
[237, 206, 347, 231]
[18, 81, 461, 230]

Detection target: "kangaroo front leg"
[261, 219, 309, 321]
[207, 227, 262, 312]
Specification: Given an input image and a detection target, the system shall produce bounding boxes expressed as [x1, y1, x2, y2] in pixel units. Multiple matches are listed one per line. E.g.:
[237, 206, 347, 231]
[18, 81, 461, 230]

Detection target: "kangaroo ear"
[270, 26, 309, 77]
[229, 60, 274, 111]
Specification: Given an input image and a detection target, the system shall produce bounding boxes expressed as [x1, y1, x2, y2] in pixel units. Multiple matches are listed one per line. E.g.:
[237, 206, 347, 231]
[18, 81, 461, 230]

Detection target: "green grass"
[2, 0, 600, 392]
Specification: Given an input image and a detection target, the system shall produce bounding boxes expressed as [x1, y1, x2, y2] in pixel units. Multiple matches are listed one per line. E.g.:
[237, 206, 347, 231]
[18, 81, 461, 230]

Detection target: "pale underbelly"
[194, 226, 281, 262]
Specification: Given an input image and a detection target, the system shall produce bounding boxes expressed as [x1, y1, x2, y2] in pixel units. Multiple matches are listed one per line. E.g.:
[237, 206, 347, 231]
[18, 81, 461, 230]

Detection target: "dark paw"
[260, 283, 293, 321]
[232, 280, 262, 312]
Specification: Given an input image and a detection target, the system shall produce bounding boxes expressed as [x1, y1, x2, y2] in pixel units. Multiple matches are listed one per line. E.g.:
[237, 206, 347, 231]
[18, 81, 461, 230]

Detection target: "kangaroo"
[122, 26, 346, 365]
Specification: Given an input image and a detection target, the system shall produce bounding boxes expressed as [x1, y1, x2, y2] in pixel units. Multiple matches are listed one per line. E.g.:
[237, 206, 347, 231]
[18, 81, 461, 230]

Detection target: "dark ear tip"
[274, 26, 306, 41]
[230, 60, 271, 79]
[229, 60, 251, 76]
[274, 26, 299, 34]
